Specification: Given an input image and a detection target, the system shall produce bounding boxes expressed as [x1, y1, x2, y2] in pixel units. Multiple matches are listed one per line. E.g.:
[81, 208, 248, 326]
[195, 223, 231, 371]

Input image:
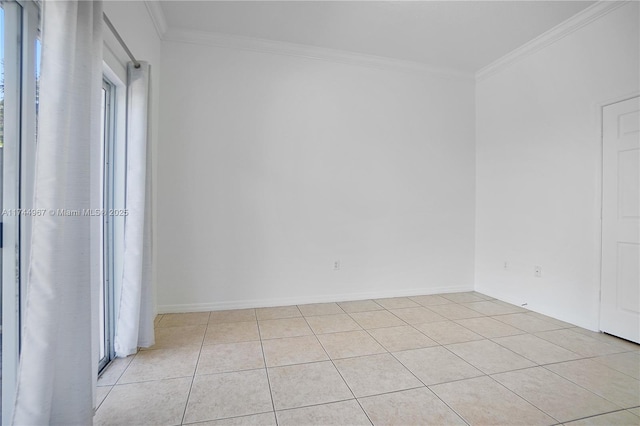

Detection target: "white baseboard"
[157, 284, 474, 314]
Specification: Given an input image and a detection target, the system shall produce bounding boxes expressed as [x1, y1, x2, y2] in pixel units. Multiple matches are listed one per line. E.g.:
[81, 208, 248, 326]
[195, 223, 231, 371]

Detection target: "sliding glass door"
[1, 1, 40, 422]
[99, 78, 116, 372]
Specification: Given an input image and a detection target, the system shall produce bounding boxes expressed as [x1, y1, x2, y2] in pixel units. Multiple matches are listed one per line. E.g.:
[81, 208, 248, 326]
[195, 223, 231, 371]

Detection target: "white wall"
[475, 2, 639, 330]
[157, 41, 476, 311]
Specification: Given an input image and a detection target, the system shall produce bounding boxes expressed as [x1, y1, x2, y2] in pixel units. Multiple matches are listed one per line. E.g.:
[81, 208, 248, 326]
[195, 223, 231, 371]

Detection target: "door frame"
[596, 91, 640, 334]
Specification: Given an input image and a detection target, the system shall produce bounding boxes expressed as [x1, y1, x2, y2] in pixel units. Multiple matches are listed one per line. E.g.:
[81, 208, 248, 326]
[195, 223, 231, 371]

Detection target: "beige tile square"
[333, 353, 423, 397]
[276, 400, 370, 426]
[414, 320, 484, 345]
[492, 333, 581, 365]
[154, 314, 163, 327]
[337, 299, 384, 313]
[96, 386, 111, 410]
[492, 299, 528, 310]
[94, 377, 191, 426]
[389, 307, 445, 324]
[409, 294, 453, 306]
[373, 297, 420, 309]
[204, 321, 260, 345]
[317, 330, 386, 359]
[526, 311, 575, 328]
[430, 376, 555, 425]
[393, 346, 483, 385]
[209, 309, 256, 324]
[455, 317, 526, 338]
[151, 324, 207, 349]
[463, 300, 526, 316]
[119, 347, 200, 383]
[256, 305, 301, 320]
[184, 370, 273, 423]
[368, 326, 438, 352]
[594, 352, 640, 379]
[297, 302, 344, 316]
[428, 303, 483, 320]
[157, 312, 210, 327]
[359, 387, 466, 426]
[493, 367, 621, 423]
[440, 292, 486, 303]
[305, 313, 362, 334]
[98, 356, 134, 386]
[572, 328, 640, 352]
[262, 335, 329, 367]
[268, 361, 353, 410]
[546, 359, 640, 408]
[446, 339, 535, 374]
[258, 317, 313, 339]
[469, 291, 495, 300]
[349, 310, 406, 329]
[492, 313, 565, 333]
[535, 329, 625, 357]
[184, 412, 276, 425]
[197, 341, 265, 374]
[565, 410, 640, 425]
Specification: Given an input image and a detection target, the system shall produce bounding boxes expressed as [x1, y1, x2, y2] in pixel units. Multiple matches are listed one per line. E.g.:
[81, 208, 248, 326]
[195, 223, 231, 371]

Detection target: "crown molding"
[163, 27, 474, 81]
[476, 1, 629, 82]
[144, 0, 168, 40]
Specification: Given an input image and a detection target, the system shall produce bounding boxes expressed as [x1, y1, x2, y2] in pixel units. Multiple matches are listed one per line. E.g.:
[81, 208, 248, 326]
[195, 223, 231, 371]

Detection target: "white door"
[601, 96, 640, 344]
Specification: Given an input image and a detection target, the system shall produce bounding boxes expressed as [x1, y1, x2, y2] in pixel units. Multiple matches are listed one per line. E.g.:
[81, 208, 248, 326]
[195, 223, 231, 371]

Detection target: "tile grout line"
[299, 312, 375, 426]
[563, 407, 635, 424]
[359, 317, 472, 426]
[104, 349, 137, 386]
[366, 305, 624, 425]
[264, 303, 638, 422]
[538, 361, 638, 410]
[98, 294, 638, 425]
[274, 396, 361, 414]
[484, 374, 565, 424]
[361, 301, 482, 424]
[95, 316, 162, 414]
[94, 385, 113, 413]
[257, 314, 280, 426]
[181, 410, 274, 426]
[179, 311, 211, 426]
[582, 353, 640, 381]
[482, 373, 561, 423]
[532, 328, 628, 356]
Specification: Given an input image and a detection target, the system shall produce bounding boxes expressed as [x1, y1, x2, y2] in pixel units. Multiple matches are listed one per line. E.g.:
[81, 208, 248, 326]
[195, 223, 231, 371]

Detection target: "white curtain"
[114, 62, 155, 357]
[12, 1, 103, 425]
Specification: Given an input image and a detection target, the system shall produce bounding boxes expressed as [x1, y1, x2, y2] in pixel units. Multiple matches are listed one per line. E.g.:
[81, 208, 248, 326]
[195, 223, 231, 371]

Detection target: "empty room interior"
[1, 0, 639, 425]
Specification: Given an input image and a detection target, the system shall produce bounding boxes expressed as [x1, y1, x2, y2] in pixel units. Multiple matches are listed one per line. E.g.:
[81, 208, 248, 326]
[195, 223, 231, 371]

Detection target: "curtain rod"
[103, 12, 141, 68]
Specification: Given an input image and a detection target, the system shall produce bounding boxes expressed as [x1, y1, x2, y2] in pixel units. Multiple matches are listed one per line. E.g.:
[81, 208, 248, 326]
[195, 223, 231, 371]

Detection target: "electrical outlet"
[333, 260, 340, 271]
[534, 265, 542, 277]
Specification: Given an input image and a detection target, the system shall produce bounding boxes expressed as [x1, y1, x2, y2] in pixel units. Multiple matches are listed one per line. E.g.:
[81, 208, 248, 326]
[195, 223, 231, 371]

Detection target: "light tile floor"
[95, 292, 640, 426]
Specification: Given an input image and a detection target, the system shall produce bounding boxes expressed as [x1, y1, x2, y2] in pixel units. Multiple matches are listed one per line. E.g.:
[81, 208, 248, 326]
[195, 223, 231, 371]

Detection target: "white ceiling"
[159, 1, 595, 73]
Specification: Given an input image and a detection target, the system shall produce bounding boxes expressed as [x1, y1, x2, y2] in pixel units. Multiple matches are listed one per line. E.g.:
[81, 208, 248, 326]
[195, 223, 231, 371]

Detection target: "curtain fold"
[12, 1, 103, 425]
[114, 62, 154, 357]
